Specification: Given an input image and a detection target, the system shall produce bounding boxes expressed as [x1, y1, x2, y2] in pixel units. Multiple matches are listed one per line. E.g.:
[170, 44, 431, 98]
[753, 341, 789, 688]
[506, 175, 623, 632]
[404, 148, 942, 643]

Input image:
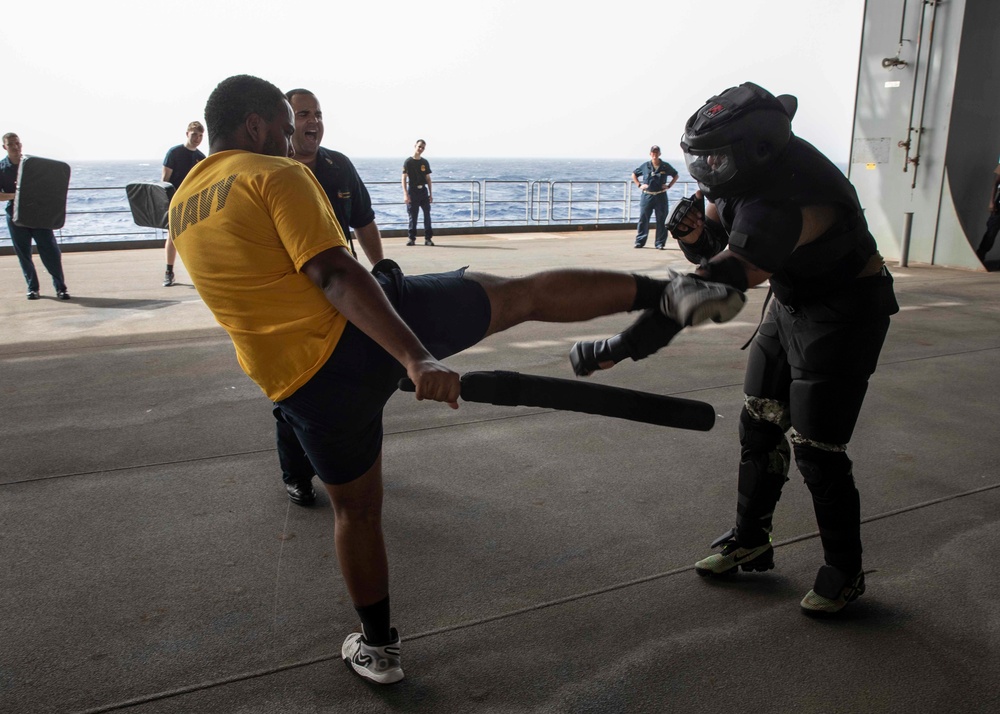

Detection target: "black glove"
[666, 193, 705, 238]
[570, 310, 684, 376]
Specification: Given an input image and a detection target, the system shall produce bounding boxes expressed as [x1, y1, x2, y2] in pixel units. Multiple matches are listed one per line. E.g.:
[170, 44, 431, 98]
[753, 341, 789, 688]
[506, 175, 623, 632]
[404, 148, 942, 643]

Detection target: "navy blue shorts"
[273, 266, 491, 485]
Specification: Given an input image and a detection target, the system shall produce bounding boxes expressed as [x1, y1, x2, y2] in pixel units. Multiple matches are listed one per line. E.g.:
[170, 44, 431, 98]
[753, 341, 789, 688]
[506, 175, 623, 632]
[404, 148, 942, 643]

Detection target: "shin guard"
[794, 440, 862, 573]
[735, 403, 791, 547]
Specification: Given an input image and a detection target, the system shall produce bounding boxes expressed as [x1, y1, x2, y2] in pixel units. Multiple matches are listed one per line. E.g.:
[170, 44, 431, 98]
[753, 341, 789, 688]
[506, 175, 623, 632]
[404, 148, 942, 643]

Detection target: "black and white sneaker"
[26, 290, 40, 300]
[163, 271, 175, 287]
[694, 529, 774, 577]
[800, 567, 866, 617]
[342, 628, 403, 684]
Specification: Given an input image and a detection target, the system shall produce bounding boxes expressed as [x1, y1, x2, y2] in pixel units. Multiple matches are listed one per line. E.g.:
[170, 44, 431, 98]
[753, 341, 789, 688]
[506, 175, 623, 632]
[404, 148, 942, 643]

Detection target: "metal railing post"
[900, 211, 913, 267]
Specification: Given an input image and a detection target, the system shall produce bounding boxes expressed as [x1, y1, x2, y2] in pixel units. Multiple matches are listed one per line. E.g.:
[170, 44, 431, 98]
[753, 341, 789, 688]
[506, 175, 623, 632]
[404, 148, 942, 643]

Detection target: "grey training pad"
[126, 180, 175, 229]
[12, 155, 71, 230]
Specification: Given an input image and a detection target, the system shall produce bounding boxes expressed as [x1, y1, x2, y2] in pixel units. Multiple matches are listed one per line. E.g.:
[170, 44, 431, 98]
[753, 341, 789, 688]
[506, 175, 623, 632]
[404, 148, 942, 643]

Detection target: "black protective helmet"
[680, 82, 797, 198]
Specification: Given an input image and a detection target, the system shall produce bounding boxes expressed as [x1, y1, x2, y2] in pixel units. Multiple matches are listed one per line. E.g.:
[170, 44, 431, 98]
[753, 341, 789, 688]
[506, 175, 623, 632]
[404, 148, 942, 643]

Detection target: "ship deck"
[2, 231, 999, 714]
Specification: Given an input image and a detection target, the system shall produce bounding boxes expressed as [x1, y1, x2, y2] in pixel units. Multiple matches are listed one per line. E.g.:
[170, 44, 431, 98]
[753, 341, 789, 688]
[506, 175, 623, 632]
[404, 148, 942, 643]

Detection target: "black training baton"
[398, 370, 715, 431]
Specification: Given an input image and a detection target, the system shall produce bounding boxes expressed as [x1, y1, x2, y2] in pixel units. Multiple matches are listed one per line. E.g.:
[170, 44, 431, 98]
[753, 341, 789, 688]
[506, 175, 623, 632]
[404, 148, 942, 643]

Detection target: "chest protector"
[716, 138, 877, 304]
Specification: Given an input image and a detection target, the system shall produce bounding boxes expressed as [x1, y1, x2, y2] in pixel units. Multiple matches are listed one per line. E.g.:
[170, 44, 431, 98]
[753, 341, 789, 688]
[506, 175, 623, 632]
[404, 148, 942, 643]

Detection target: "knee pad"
[741, 396, 791, 443]
[793, 437, 854, 500]
[739, 404, 792, 481]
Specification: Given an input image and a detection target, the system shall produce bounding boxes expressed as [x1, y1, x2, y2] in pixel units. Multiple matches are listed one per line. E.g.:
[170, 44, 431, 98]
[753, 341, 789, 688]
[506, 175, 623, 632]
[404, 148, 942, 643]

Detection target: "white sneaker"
[342, 628, 404, 684]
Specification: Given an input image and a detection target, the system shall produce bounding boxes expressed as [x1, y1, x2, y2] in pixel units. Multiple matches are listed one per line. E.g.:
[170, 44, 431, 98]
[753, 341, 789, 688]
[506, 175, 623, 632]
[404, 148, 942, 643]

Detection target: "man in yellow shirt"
[172, 74, 742, 686]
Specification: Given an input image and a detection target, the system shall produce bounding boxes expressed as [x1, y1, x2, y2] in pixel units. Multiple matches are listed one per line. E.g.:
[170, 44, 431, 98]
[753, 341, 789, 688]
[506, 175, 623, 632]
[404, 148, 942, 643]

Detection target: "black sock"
[166, 264, 174, 272]
[355, 596, 391, 645]
[631, 273, 668, 312]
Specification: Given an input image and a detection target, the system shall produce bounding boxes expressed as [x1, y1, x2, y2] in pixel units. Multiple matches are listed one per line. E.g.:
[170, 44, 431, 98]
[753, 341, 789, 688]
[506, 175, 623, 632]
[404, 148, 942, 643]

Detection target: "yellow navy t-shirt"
[170, 150, 349, 401]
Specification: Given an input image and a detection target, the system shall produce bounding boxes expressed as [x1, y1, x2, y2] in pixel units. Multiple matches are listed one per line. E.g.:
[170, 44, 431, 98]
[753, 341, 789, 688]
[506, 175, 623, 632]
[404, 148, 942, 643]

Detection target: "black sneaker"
[424, 239, 435, 246]
[694, 528, 774, 577]
[26, 290, 40, 300]
[163, 271, 175, 287]
[406, 239, 416, 246]
[57, 290, 71, 300]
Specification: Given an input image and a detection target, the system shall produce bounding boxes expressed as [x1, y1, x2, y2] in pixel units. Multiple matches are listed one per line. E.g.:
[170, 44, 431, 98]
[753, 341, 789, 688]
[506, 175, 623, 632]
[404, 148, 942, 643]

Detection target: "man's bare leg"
[323, 451, 388, 608]
[466, 269, 638, 336]
[165, 236, 177, 266]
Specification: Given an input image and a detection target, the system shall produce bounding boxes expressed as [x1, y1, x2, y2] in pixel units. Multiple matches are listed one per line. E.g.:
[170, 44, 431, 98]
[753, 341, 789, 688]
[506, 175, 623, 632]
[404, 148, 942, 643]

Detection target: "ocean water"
[1, 156, 701, 245]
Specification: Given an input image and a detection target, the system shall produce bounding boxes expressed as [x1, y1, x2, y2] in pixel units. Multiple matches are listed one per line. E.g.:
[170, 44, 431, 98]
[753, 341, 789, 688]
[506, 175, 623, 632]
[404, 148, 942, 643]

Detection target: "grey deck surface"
[2, 231, 998, 714]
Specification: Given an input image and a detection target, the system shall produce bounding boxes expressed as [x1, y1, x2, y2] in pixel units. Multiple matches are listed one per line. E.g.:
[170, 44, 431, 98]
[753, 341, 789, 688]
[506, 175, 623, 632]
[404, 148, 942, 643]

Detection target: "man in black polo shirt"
[278, 88, 386, 505]
[286, 89, 384, 267]
[402, 140, 433, 246]
[161, 121, 206, 286]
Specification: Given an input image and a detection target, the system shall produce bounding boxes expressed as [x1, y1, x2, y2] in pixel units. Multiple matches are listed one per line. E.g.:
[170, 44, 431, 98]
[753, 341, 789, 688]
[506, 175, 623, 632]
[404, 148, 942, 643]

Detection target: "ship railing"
[2, 180, 699, 246]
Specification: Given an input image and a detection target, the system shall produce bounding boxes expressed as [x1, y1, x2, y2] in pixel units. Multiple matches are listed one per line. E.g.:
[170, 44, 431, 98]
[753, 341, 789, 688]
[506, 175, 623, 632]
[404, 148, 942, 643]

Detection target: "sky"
[6, 0, 865, 163]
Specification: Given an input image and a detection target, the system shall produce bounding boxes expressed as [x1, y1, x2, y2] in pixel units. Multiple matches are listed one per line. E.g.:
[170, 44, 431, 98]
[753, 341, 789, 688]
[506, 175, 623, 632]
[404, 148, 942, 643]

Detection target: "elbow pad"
[701, 253, 749, 292]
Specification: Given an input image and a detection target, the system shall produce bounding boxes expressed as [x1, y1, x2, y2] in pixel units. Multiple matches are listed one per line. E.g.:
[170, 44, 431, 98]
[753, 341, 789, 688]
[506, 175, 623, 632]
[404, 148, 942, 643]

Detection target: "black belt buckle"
[666, 194, 705, 237]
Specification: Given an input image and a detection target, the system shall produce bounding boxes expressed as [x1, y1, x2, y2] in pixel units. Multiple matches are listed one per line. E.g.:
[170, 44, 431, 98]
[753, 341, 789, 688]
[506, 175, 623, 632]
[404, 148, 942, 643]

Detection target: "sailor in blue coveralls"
[632, 145, 678, 249]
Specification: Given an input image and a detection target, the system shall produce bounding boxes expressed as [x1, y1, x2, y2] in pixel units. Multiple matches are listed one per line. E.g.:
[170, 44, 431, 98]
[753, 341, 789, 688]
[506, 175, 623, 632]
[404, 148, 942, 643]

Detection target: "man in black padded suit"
[573, 82, 898, 616]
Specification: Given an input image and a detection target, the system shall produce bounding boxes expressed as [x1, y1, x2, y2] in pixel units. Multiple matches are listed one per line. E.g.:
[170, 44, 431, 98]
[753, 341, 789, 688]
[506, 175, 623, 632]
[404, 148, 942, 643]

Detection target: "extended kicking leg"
[469, 269, 743, 343]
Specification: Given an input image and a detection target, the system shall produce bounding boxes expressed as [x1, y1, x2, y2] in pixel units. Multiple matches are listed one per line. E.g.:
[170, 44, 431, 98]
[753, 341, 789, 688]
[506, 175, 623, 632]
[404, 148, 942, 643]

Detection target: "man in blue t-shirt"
[631, 145, 678, 249]
[0, 132, 70, 300]
[160, 121, 206, 286]
[277, 88, 386, 506]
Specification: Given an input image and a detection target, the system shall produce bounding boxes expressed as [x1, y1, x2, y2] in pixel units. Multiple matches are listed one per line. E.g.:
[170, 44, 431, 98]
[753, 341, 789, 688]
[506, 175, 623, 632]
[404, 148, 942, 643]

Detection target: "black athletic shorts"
[273, 266, 491, 485]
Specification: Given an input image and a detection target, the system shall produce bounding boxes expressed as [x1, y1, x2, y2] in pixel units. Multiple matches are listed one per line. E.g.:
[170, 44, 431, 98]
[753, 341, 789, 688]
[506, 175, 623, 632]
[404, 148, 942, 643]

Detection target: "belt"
[643, 189, 667, 195]
[411, 184, 426, 189]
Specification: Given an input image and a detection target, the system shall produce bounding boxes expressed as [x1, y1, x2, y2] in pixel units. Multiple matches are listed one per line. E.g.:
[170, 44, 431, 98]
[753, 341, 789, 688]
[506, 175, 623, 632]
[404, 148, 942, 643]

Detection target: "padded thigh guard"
[790, 377, 869, 445]
[793, 440, 862, 572]
[735, 398, 792, 547]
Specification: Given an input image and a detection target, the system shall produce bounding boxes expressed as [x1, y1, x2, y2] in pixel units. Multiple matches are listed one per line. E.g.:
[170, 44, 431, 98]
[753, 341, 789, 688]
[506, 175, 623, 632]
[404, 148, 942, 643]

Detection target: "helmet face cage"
[681, 141, 739, 189]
